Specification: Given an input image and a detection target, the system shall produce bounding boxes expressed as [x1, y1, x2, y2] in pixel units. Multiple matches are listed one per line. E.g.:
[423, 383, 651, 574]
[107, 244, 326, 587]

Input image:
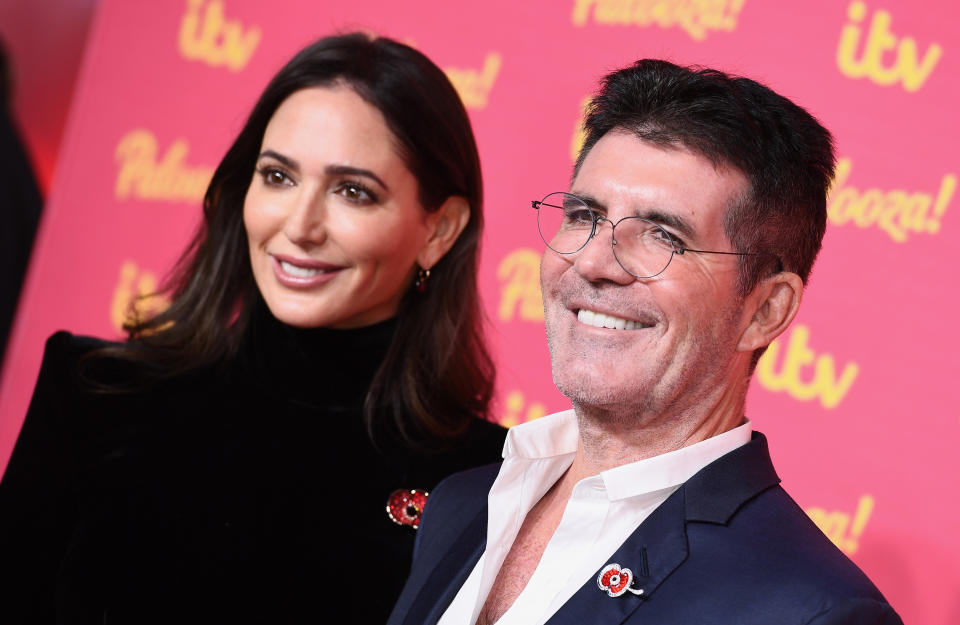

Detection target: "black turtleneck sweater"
[0, 308, 507, 624]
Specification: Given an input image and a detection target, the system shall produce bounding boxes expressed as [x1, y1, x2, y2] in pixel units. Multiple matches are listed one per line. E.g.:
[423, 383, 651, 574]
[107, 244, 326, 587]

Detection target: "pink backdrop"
[2, 1, 958, 623]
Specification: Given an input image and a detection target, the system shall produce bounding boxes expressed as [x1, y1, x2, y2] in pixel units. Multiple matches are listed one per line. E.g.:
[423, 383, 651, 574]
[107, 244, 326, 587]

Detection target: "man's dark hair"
[576, 59, 836, 297]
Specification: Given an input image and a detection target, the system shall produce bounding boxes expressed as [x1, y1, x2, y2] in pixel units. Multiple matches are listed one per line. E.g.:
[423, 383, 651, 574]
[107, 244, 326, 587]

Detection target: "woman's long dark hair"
[97, 33, 494, 448]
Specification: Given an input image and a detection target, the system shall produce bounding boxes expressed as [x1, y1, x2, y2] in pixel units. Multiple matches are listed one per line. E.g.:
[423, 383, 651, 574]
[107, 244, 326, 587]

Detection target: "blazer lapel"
[545, 432, 780, 625]
[546, 491, 688, 625]
[402, 507, 488, 625]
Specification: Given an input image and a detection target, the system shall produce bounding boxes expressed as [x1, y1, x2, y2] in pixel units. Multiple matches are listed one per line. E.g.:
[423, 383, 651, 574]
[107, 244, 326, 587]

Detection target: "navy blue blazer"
[388, 433, 902, 625]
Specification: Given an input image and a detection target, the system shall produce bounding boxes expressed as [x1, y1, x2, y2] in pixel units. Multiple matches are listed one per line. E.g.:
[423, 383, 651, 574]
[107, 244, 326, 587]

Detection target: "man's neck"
[566, 379, 748, 482]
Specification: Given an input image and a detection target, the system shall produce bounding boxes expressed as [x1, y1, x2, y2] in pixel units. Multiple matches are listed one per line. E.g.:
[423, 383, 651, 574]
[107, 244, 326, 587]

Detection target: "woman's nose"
[282, 191, 327, 246]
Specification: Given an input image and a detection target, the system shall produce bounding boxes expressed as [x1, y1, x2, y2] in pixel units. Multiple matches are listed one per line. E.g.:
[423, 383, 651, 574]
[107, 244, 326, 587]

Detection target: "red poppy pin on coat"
[386, 489, 429, 529]
[597, 563, 645, 597]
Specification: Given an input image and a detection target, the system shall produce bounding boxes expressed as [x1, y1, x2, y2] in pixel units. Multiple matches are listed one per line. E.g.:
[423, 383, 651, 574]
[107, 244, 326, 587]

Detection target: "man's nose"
[572, 219, 634, 284]
[283, 190, 327, 246]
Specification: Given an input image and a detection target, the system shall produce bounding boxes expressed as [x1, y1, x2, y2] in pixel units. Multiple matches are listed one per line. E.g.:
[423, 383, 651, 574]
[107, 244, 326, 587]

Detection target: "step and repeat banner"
[1, 1, 957, 622]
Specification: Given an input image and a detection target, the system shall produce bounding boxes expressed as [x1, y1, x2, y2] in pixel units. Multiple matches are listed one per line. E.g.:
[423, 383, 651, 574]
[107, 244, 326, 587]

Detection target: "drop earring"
[415, 268, 430, 293]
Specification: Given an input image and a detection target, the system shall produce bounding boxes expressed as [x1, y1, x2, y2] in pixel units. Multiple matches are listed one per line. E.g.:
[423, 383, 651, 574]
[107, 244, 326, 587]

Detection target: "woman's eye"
[337, 182, 377, 204]
[259, 167, 293, 187]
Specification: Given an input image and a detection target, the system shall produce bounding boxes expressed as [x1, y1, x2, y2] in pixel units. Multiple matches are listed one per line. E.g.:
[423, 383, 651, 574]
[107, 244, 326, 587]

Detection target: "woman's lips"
[270, 254, 343, 288]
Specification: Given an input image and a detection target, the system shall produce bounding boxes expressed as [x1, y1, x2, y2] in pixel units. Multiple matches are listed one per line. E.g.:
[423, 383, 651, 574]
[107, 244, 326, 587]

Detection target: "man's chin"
[554, 373, 648, 412]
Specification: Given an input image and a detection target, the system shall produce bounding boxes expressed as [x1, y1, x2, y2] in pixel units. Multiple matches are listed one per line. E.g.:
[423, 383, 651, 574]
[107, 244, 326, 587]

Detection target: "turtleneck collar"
[238, 296, 398, 410]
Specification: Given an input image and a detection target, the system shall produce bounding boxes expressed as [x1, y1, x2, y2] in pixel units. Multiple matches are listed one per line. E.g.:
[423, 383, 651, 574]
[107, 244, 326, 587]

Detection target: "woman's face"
[243, 85, 438, 329]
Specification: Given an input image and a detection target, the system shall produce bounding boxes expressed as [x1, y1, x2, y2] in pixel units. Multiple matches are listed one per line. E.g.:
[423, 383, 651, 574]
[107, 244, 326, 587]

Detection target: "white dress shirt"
[438, 409, 752, 625]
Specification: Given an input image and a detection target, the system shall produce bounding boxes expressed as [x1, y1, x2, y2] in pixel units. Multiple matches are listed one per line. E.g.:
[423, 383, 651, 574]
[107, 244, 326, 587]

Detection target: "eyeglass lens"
[535, 192, 677, 278]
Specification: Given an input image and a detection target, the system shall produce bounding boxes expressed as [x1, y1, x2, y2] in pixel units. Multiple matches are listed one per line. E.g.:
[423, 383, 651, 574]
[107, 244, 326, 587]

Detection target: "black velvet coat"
[0, 308, 507, 624]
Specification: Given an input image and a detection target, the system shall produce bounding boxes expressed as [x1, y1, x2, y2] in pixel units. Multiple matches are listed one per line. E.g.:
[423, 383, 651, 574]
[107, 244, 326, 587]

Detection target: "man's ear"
[416, 196, 470, 271]
[737, 271, 804, 352]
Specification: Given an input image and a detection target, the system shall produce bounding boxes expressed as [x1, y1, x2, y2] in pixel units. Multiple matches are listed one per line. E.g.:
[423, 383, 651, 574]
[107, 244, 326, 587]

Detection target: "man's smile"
[576, 308, 653, 330]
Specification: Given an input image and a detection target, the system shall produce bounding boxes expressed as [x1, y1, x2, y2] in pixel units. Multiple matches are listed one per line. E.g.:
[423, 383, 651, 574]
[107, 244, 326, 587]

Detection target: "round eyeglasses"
[532, 192, 779, 279]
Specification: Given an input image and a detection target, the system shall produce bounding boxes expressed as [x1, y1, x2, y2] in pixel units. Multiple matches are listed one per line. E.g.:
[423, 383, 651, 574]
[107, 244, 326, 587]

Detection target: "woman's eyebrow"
[324, 165, 389, 191]
[258, 150, 299, 170]
[257, 152, 389, 191]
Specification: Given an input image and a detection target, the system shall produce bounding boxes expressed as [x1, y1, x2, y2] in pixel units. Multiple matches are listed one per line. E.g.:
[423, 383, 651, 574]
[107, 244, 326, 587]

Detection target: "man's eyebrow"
[257, 152, 389, 191]
[574, 192, 609, 214]
[573, 192, 695, 239]
[640, 210, 694, 239]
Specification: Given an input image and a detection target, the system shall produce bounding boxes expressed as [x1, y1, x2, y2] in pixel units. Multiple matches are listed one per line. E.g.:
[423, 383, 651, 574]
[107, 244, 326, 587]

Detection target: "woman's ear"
[737, 271, 804, 353]
[417, 196, 471, 270]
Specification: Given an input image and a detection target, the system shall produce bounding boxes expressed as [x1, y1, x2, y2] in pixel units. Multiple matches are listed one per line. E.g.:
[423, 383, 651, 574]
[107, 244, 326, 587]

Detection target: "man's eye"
[656, 228, 682, 246]
[643, 224, 681, 247]
[564, 208, 594, 224]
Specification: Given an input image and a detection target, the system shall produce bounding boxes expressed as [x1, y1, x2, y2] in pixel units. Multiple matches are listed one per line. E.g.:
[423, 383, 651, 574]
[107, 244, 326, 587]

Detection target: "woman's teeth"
[577, 309, 648, 330]
[280, 260, 330, 277]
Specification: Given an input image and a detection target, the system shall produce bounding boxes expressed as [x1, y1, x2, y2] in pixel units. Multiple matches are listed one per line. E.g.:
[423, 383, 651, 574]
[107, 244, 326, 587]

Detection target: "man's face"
[541, 131, 753, 416]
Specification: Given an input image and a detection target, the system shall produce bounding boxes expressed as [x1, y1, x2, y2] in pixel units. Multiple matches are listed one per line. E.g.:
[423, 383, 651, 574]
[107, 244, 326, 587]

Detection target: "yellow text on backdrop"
[445, 53, 502, 110]
[837, 1, 942, 92]
[828, 157, 954, 242]
[178, 0, 261, 72]
[572, 0, 746, 41]
[111, 261, 170, 332]
[115, 129, 213, 203]
[498, 249, 544, 322]
[806, 495, 875, 556]
[500, 390, 548, 428]
[756, 324, 859, 410]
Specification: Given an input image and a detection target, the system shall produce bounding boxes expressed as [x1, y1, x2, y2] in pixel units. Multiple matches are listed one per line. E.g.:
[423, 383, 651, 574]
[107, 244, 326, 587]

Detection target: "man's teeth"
[577, 309, 647, 330]
[280, 260, 330, 278]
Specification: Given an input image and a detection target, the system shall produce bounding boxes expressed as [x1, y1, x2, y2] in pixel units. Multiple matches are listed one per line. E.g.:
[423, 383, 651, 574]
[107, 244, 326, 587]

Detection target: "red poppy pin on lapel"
[386, 489, 429, 529]
[597, 563, 645, 597]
